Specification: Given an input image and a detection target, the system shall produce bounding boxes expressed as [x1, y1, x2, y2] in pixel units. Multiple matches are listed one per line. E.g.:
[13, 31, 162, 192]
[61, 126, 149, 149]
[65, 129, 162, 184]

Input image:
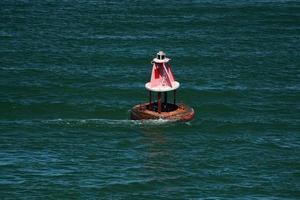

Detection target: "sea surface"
[0, 0, 299, 199]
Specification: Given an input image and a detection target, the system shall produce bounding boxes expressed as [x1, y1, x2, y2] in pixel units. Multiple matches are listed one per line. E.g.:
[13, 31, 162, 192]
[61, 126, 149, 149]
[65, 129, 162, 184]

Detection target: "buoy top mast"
[153, 51, 170, 63]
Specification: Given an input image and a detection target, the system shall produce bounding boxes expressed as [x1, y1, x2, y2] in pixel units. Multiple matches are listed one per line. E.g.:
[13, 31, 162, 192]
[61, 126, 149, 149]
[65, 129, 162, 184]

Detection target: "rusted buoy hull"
[130, 103, 194, 122]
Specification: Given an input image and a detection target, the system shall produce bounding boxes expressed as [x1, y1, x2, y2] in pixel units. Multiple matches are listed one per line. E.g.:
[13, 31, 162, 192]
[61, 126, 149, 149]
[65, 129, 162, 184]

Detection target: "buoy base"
[130, 102, 195, 122]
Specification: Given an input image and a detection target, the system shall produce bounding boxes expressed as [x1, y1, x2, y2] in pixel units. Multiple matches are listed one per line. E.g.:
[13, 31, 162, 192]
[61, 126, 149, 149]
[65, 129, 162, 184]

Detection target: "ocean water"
[0, 0, 299, 199]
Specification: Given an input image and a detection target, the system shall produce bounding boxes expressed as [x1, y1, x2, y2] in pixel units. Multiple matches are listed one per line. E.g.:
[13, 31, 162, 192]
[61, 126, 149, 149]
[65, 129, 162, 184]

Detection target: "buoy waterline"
[130, 51, 195, 122]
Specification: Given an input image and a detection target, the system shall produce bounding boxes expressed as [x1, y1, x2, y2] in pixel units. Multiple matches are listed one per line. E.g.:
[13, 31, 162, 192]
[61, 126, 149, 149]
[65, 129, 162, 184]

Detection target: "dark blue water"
[1, 0, 300, 199]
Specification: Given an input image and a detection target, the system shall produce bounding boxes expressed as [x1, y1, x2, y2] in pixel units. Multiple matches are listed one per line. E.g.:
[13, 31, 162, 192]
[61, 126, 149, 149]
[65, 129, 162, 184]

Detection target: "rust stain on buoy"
[130, 51, 195, 122]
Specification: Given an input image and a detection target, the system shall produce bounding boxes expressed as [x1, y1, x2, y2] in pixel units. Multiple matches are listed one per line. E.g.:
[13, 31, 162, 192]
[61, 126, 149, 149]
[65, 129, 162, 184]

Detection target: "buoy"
[130, 51, 195, 122]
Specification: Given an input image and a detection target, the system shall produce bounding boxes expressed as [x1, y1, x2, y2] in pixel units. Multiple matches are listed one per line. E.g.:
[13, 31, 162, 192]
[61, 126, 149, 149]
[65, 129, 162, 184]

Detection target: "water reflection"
[138, 127, 179, 183]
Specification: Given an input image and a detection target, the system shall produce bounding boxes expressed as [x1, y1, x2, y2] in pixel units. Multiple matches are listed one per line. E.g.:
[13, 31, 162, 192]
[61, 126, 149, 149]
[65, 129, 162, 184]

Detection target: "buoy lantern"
[130, 51, 195, 122]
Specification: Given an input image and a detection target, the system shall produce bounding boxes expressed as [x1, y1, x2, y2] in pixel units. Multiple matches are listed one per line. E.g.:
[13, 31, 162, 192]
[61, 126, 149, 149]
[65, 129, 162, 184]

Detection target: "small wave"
[188, 84, 300, 92]
[0, 118, 179, 128]
[0, 31, 14, 37]
[46, 118, 177, 127]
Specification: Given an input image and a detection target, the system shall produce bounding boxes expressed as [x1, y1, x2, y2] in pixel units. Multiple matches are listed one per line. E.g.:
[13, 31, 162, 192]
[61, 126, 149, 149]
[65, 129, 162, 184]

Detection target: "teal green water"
[1, 0, 300, 199]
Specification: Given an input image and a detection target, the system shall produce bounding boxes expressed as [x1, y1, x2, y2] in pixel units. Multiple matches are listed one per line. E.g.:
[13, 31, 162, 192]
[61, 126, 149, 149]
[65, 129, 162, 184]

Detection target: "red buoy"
[130, 51, 195, 122]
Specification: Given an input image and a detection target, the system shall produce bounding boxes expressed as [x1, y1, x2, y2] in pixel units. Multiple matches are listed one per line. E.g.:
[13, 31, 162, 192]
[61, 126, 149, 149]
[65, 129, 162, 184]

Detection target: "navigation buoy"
[130, 51, 195, 122]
